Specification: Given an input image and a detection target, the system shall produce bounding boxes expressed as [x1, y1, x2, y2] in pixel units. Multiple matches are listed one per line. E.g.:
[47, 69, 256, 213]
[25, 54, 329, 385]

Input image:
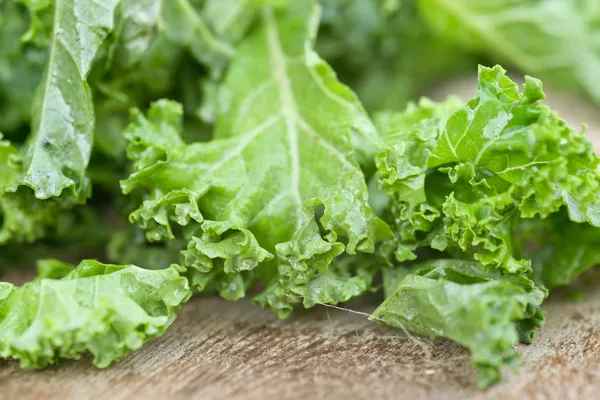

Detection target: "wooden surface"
[1, 272, 600, 400]
[2, 81, 600, 400]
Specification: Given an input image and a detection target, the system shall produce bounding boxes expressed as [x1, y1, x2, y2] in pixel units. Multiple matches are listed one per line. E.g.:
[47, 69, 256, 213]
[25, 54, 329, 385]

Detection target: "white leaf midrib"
[263, 6, 303, 229]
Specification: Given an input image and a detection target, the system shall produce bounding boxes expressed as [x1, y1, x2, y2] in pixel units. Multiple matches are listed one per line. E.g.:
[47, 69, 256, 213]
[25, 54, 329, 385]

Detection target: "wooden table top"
[1, 271, 600, 400]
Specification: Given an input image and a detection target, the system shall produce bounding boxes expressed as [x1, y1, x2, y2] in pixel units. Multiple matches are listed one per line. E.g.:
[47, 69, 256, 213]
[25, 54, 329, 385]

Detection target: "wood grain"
[1, 271, 600, 400]
[1, 82, 599, 400]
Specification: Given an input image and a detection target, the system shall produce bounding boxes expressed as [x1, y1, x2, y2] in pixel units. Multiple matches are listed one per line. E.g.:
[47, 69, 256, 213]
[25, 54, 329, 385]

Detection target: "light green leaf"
[0, 260, 191, 369]
[105, 0, 284, 78]
[375, 96, 463, 207]
[376, 65, 600, 272]
[122, 2, 391, 314]
[429, 66, 600, 223]
[9, 0, 120, 201]
[374, 259, 546, 388]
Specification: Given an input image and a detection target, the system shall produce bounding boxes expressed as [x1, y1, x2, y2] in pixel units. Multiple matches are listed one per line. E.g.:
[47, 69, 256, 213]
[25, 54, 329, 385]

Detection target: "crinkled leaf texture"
[418, 0, 600, 106]
[0, 260, 191, 369]
[375, 65, 600, 387]
[122, 2, 391, 318]
[373, 259, 546, 388]
[0, 136, 47, 244]
[376, 65, 600, 273]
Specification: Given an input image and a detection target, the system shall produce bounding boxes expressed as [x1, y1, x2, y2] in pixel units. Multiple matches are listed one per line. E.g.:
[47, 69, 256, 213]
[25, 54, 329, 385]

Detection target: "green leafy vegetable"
[159, 0, 287, 76]
[121, 1, 391, 317]
[374, 65, 600, 384]
[373, 259, 546, 388]
[1, 0, 600, 389]
[376, 65, 600, 273]
[158, 0, 234, 76]
[514, 211, 600, 289]
[11, 0, 120, 201]
[0, 260, 190, 369]
[0, 0, 120, 246]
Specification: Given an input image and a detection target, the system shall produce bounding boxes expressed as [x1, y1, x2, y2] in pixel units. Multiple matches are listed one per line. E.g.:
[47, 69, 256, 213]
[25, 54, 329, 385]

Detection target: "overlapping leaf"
[122, 2, 391, 316]
[0, 0, 121, 245]
[1, 0, 600, 389]
[159, 0, 287, 76]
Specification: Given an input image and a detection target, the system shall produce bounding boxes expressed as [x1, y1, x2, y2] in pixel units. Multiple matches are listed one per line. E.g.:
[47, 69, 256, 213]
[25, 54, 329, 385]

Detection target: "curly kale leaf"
[121, 2, 391, 317]
[376, 65, 600, 273]
[0, 260, 190, 369]
[374, 259, 546, 388]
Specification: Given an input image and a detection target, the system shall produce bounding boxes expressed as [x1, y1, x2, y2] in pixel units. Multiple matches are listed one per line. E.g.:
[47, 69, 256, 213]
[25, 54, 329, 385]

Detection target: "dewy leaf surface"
[122, 1, 391, 316]
[0, 260, 191, 369]
[8, 0, 120, 201]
